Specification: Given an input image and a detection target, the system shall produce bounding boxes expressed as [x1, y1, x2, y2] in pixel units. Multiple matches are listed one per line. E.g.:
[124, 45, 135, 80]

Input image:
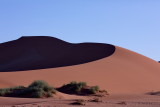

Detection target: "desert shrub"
[88, 86, 99, 94]
[0, 80, 56, 98]
[58, 81, 101, 95]
[0, 86, 25, 96]
[25, 80, 56, 98]
[0, 88, 11, 96]
[29, 80, 48, 88]
[58, 81, 87, 94]
[29, 87, 45, 98]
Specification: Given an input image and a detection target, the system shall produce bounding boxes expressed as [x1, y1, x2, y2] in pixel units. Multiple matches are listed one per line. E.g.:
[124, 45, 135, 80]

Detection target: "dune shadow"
[0, 36, 115, 72]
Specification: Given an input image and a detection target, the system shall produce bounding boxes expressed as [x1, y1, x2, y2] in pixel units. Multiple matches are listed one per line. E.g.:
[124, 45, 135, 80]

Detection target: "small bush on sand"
[28, 80, 56, 97]
[58, 81, 87, 94]
[58, 81, 101, 95]
[88, 86, 99, 94]
[0, 86, 25, 96]
[0, 80, 56, 98]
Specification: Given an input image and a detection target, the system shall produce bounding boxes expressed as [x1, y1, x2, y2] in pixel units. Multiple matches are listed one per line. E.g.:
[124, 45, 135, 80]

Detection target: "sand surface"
[1, 94, 160, 107]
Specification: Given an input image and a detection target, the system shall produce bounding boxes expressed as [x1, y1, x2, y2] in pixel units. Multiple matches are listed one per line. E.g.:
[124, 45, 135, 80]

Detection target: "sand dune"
[1, 36, 160, 106]
[0, 45, 160, 94]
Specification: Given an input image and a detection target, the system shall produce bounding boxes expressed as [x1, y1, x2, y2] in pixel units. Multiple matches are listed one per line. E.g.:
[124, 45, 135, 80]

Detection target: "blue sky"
[0, 0, 160, 61]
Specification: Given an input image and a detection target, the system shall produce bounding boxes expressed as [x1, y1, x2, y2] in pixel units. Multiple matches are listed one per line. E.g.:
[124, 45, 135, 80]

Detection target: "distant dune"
[0, 36, 115, 72]
[0, 36, 160, 95]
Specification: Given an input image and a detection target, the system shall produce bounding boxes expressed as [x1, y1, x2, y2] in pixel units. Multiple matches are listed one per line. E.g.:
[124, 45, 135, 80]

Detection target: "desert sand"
[0, 37, 160, 106]
[1, 94, 160, 107]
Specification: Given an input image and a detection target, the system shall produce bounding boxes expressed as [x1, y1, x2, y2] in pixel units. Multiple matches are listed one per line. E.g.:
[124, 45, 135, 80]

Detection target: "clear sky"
[0, 0, 160, 61]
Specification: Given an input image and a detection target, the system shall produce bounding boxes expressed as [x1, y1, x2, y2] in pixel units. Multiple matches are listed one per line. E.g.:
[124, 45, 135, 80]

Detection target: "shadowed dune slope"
[0, 36, 115, 72]
[0, 46, 160, 94]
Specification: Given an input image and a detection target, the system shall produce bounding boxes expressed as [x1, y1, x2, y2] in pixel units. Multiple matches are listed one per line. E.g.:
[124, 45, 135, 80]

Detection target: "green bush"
[0, 86, 25, 96]
[58, 81, 101, 95]
[58, 81, 87, 94]
[0, 80, 104, 98]
[0, 80, 56, 98]
[29, 80, 48, 88]
[88, 86, 99, 94]
[27, 80, 56, 98]
[0, 88, 11, 96]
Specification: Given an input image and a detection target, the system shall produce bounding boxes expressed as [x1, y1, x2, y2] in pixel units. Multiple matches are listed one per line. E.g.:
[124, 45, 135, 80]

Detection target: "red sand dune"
[0, 36, 160, 94]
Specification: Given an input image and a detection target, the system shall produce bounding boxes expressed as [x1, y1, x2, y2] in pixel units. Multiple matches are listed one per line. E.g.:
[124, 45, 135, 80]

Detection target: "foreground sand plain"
[1, 94, 160, 107]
